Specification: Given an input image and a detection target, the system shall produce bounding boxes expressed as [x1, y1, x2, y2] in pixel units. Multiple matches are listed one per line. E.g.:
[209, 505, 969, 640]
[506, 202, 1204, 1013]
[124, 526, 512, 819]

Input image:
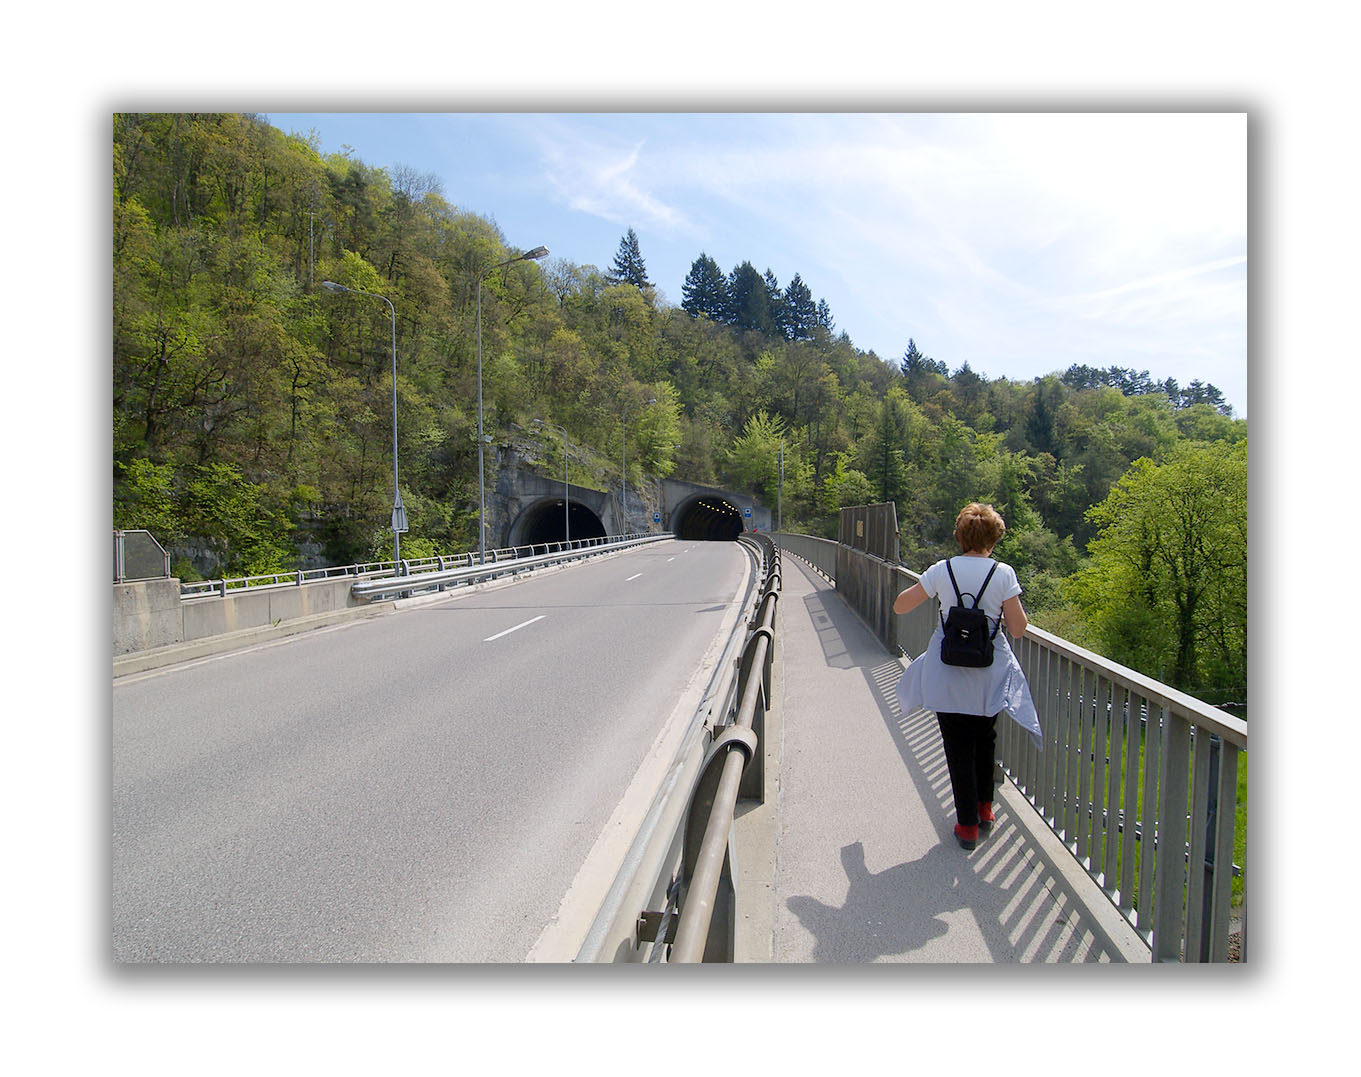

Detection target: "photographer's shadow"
[785, 839, 978, 963]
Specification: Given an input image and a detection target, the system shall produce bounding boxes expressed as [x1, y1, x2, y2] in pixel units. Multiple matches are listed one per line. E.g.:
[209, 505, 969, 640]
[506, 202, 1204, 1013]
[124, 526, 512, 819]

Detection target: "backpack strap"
[977, 562, 1004, 638]
[974, 562, 999, 607]
[944, 558, 966, 604]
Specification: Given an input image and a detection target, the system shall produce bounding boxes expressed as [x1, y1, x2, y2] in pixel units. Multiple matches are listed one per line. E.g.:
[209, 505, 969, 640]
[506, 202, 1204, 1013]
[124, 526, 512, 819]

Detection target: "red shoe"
[954, 824, 978, 850]
[978, 802, 995, 834]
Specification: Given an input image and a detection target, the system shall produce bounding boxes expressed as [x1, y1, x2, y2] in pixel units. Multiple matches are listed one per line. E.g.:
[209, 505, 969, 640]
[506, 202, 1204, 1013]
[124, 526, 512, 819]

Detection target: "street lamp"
[476, 245, 549, 562]
[621, 397, 656, 536]
[320, 280, 406, 569]
[532, 419, 570, 545]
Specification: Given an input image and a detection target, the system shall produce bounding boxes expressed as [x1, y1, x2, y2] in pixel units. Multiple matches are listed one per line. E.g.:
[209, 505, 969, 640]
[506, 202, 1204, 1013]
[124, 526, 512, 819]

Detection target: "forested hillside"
[112, 113, 1246, 707]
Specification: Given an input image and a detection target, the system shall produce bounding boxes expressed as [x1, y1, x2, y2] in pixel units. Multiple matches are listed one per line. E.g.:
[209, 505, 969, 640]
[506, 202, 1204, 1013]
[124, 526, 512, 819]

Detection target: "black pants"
[936, 712, 998, 827]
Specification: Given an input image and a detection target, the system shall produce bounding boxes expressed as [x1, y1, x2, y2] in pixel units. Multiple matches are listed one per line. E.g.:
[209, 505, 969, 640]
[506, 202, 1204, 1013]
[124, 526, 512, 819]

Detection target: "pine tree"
[726, 261, 776, 334]
[763, 269, 785, 337]
[608, 228, 652, 289]
[815, 299, 834, 335]
[681, 252, 729, 321]
[781, 273, 818, 340]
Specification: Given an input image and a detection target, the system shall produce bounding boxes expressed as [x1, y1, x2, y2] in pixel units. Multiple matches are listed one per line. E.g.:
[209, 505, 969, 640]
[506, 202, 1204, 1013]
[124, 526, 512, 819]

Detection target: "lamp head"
[523, 246, 549, 260]
[319, 281, 348, 293]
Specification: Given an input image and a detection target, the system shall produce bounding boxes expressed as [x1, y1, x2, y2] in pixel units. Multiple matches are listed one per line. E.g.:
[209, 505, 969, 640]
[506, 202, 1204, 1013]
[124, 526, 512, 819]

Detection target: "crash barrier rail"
[177, 533, 666, 601]
[113, 530, 170, 583]
[773, 530, 1246, 963]
[348, 533, 670, 600]
[575, 532, 780, 963]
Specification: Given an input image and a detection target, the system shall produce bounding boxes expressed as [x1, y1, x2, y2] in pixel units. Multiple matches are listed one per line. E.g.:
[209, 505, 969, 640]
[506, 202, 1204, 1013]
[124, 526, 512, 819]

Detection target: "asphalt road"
[112, 538, 750, 962]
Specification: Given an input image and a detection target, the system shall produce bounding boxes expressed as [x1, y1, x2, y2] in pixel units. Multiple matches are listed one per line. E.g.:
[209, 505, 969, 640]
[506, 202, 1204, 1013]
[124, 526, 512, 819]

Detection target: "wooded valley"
[112, 113, 1246, 709]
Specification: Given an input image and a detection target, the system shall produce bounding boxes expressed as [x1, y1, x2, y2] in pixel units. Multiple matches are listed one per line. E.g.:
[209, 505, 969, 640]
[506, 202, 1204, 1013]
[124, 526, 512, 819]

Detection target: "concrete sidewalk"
[735, 553, 1148, 963]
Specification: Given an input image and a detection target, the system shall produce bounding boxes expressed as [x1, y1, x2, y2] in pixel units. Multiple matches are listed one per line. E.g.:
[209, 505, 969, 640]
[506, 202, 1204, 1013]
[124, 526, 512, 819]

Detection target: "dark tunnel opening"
[517, 499, 608, 546]
[671, 496, 744, 541]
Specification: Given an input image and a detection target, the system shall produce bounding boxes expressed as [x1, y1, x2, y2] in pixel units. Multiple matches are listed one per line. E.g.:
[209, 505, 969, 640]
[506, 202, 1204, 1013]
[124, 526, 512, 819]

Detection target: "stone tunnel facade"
[489, 449, 772, 547]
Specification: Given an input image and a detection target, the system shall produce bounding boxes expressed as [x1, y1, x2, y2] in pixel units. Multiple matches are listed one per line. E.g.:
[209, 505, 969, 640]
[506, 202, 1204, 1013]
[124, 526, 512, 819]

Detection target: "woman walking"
[893, 503, 1042, 851]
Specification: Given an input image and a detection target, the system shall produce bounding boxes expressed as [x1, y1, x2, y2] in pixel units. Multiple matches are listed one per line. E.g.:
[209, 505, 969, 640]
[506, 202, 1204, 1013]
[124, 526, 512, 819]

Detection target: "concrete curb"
[994, 779, 1152, 962]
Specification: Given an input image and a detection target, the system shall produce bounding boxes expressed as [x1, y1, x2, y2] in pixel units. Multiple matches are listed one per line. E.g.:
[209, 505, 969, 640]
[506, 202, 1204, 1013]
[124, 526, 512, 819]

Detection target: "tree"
[725, 261, 777, 335]
[821, 454, 876, 516]
[780, 272, 818, 340]
[858, 386, 911, 505]
[1066, 441, 1247, 702]
[727, 410, 788, 503]
[608, 227, 651, 290]
[815, 299, 834, 336]
[680, 252, 729, 321]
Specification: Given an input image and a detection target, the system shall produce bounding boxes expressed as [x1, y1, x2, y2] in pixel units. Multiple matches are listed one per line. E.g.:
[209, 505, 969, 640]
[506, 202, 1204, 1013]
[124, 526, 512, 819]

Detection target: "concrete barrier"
[114, 577, 364, 656]
[113, 578, 184, 653]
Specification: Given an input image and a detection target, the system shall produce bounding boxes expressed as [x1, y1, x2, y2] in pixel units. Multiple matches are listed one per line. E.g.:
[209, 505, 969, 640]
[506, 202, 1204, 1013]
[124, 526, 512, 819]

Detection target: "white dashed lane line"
[483, 615, 546, 642]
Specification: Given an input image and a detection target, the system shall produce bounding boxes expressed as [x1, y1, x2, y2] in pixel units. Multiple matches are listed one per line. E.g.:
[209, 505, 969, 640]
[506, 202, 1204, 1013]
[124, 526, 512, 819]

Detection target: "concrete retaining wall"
[114, 577, 363, 656]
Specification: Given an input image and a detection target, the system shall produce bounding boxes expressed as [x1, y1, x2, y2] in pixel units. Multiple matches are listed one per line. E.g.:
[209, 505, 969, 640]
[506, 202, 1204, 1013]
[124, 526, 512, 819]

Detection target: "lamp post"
[320, 280, 406, 568]
[477, 245, 549, 562]
[533, 419, 570, 545]
[621, 397, 656, 536]
[778, 439, 784, 533]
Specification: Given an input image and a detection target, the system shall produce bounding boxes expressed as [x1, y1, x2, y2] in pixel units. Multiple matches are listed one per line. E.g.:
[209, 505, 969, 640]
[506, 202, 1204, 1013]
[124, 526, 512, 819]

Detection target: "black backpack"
[938, 559, 1002, 668]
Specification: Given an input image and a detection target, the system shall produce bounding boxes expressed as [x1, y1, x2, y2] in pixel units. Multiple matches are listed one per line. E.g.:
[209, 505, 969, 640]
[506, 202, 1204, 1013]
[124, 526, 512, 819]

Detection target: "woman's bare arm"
[1002, 594, 1029, 639]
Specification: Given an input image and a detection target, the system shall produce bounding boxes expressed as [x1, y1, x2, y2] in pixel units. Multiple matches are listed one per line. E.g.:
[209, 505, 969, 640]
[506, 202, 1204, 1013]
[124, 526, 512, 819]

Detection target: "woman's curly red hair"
[954, 502, 1005, 553]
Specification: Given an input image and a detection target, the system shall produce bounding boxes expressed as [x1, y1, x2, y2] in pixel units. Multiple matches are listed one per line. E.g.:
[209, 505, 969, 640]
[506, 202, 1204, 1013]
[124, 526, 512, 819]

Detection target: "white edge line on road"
[625, 573, 642, 581]
[483, 614, 546, 642]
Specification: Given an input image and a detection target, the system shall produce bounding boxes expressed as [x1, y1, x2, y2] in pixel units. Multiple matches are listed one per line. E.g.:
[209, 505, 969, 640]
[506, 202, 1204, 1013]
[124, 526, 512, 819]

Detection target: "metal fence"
[838, 501, 899, 562]
[774, 529, 1246, 964]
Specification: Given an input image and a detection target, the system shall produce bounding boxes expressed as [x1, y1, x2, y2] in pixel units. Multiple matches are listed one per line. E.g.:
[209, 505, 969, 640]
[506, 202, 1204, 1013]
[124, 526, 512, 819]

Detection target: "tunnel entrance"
[671, 495, 744, 541]
[514, 498, 608, 546]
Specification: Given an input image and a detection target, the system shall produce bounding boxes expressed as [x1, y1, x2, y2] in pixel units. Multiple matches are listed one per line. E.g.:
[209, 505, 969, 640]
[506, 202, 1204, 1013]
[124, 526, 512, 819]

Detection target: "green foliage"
[727, 411, 788, 504]
[114, 458, 294, 576]
[1065, 442, 1247, 704]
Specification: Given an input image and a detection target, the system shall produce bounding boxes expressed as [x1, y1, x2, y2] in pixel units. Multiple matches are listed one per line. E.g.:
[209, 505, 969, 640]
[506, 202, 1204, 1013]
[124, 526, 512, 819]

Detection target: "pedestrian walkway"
[734, 553, 1148, 963]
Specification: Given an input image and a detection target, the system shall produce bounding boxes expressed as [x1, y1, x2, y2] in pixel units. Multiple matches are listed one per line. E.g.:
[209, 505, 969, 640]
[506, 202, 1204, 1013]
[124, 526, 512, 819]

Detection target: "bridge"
[111, 512, 1246, 964]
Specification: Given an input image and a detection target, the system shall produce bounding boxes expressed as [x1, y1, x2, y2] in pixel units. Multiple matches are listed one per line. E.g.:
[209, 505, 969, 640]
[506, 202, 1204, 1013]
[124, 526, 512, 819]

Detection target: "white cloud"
[527, 119, 694, 234]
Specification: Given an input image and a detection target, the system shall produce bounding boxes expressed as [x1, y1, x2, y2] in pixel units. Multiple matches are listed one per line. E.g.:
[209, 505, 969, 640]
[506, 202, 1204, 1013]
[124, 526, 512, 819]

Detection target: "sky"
[269, 111, 1248, 416]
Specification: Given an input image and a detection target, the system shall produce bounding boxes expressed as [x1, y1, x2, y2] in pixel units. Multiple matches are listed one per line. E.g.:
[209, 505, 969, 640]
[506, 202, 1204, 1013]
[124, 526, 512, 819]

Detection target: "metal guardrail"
[575, 533, 780, 963]
[668, 535, 779, 962]
[177, 533, 666, 600]
[349, 533, 670, 600]
[772, 530, 1246, 964]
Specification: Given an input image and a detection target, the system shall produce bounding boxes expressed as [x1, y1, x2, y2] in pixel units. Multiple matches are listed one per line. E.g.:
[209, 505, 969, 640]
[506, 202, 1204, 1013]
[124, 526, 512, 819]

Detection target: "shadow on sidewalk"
[783, 559, 1114, 962]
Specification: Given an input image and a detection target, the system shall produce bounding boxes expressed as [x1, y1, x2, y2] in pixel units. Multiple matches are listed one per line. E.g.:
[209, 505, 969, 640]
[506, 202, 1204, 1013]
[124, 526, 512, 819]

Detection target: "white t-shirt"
[919, 556, 1021, 626]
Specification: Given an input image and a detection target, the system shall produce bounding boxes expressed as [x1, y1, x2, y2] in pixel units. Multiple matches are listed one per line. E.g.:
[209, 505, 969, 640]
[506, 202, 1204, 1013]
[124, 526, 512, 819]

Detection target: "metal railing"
[668, 535, 779, 962]
[774, 530, 1246, 963]
[575, 533, 780, 963]
[178, 533, 666, 600]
